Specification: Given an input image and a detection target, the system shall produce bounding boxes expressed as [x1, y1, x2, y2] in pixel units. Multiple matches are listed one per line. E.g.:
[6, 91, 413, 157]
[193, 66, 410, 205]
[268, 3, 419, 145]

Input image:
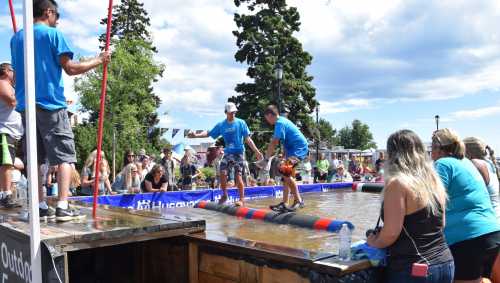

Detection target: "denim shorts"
[386, 261, 454, 283]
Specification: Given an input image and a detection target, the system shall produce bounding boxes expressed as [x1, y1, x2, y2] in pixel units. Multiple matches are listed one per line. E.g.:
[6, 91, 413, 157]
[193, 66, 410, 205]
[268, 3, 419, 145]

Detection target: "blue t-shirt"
[11, 23, 74, 112]
[208, 118, 250, 155]
[273, 117, 308, 159]
[435, 157, 500, 245]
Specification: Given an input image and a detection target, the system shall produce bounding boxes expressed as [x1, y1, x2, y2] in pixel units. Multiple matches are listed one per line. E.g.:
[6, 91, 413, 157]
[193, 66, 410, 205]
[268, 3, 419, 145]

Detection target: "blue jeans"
[386, 261, 454, 283]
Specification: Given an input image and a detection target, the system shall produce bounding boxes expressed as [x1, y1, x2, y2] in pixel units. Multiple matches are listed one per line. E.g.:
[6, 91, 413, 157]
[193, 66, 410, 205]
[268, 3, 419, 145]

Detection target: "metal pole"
[316, 105, 320, 162]
[8, 0, 17, 32]
[93, 0, 113, 218]
[435, 115, 440, 131]
[112, 126, 116, 181]
[23, 0, 42, 281]
[277, 78, 282, 114]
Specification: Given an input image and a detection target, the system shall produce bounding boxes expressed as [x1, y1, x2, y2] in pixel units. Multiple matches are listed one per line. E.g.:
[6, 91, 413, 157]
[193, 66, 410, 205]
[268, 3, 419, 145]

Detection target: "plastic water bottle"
[338, 223, 352, 261]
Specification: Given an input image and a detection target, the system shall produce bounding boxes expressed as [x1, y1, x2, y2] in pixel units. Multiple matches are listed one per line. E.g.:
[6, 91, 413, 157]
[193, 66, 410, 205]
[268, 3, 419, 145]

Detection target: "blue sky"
[2, 0, 500, 150]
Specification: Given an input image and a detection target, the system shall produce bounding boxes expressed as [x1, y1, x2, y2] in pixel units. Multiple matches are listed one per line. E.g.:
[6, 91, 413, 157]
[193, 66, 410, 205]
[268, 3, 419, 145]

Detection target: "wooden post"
[188, 242, 199, 283]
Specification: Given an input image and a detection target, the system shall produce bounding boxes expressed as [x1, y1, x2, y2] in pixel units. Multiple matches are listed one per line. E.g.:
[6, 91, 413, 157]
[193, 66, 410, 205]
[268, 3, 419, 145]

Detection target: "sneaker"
[234, 201, 244, 207]
[270, 202, 288, 213]
[56, 207, 85, 222]
[0, 195, 22, 209]
[288, 200, 305, 212]
[39, 207, 56, 221]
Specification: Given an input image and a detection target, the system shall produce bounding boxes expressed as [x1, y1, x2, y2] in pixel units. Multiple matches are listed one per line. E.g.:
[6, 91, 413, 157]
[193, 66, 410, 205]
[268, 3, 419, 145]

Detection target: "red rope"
[8, 0, 17, 33]
[93, 0, 113, 219]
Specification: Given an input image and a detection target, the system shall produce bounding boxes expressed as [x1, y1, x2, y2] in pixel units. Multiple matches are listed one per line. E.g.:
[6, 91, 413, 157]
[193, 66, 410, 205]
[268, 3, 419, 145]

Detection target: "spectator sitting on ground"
[463, 137, 500, 218]
[331, 164, 353, 183]
[432, 129, 500, 282]
[80, 150, 114, 196]
[113, 163, 141, 194]
[141, 164, 167, 193]
[315, 153, 329, 183]
[349, 157, 364, 181]
[248, 177, 258, 187]
[69, 165, 80, 196]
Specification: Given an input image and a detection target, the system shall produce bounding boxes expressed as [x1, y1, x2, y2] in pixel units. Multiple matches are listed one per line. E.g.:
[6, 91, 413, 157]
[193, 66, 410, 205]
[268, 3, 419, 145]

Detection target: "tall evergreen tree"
[98, 0, 164, 139]
[74, 0, 166, 170]
[99, 0, 156, 52]
[230, 0, 318, 151]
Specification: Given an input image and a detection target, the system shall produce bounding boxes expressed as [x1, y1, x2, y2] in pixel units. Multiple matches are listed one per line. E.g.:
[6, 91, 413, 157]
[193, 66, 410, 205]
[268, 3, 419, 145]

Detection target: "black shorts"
[0, 133, 17, 166]
[450, 231, 500, 280]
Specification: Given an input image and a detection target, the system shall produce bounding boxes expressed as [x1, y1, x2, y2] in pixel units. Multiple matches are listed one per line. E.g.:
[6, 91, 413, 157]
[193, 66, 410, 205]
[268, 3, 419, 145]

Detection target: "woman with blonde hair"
[432, 129, 499, 283]
[368, 130, 453, 283]
[80, 150, 113, 195]
[120, 163, 141, 194]
[463, 137, 500, 218]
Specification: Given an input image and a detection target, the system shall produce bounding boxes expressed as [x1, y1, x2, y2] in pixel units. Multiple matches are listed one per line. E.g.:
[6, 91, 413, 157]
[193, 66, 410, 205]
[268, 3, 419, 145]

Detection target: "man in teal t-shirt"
[263, 105, 309, 212]
[189, 102, 263, 206]
[10, 0, 110, 222]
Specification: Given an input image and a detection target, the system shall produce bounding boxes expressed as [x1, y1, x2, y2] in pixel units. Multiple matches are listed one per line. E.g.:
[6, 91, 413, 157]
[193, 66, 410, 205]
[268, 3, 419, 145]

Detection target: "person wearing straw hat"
[188, 102, 263, 206]
[10, 0, 110, 221]
[0, 62, 23, 209]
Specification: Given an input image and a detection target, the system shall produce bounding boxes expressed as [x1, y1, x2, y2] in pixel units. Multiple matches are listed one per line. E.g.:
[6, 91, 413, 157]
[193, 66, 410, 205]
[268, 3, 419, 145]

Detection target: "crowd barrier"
[196, 201, 355, 232]
[72, 182, 352, 211]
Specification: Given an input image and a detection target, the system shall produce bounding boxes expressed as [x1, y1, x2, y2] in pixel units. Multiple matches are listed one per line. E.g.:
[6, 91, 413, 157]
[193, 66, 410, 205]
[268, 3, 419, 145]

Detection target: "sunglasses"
[128, 155, 135, 157]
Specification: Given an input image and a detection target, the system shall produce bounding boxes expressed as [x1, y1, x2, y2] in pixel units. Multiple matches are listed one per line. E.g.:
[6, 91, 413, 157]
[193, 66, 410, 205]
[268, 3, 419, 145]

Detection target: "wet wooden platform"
[0, 202, 205, 253]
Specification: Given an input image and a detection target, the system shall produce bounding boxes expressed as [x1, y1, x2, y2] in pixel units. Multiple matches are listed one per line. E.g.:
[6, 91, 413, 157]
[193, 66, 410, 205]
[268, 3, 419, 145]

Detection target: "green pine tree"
[230, 0, 318, 152]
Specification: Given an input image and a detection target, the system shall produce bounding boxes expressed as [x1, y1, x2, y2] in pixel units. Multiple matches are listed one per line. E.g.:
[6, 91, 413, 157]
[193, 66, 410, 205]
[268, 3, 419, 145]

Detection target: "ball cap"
[224, 102, 238, 113]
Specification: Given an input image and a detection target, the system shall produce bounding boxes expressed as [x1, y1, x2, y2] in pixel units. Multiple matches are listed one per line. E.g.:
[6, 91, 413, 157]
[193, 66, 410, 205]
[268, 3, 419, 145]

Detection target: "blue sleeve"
[435, 161, 451, 189]
[241, 120, 250, 138]
[208, 123, 221, 139]
[52, 29, 74, 60]
[10, 36, 16, 71]
[273, 121, 286, 141]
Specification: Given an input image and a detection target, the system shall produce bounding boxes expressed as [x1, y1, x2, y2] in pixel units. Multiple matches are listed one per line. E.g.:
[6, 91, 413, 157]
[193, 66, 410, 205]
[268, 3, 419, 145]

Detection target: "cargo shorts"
[219, 153, 246, 177]
[22, 108, 77, 166]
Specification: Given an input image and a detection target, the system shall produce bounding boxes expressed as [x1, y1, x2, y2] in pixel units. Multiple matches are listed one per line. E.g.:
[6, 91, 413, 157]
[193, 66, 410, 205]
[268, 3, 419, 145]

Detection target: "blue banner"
[73, 182, 352, 210]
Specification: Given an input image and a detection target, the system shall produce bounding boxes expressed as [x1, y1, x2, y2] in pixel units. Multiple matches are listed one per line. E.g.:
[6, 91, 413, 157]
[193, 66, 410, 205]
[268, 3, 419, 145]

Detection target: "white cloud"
[451, 104, 500, 120]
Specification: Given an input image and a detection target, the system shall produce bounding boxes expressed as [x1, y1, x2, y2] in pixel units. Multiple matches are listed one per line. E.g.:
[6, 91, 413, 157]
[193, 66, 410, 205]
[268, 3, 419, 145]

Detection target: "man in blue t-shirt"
[263, 105, 309, 212]
[10, 0, 110, 222]
[189, 102, 263, 206]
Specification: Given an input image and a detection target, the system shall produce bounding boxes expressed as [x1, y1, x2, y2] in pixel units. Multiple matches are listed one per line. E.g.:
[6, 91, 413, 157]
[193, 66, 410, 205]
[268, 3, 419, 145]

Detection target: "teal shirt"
[435, 157, 500, 245]
[273, 117, 309, 159]
[11, 24, 74, 112]
[208, 118, 250, 155]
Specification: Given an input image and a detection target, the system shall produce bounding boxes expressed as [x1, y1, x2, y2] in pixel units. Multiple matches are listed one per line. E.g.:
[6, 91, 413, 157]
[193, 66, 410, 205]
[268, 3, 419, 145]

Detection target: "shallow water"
[169, 189, 382, 254]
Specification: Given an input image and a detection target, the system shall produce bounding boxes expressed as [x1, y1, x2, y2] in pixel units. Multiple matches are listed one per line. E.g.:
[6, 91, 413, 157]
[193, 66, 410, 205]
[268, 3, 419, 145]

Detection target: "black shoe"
[0, 195, 22, 209]
[56, 207, 84, 222]
[270, 202, 288, 213]
[39, 207, 56, 221]
[288, 200, 305, 211]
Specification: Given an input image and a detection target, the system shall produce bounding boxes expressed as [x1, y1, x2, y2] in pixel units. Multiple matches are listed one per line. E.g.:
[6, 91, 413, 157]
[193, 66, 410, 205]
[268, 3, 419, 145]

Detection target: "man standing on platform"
[11, 0, 110, 221]
[0, 63, 23, 209]
[262, 105, 309, 212]
[188, 102, 263, 206]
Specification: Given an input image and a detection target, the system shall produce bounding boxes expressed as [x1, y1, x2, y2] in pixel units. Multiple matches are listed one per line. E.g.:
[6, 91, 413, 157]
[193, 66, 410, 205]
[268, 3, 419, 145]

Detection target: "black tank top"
[381, 204, 453, 271]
